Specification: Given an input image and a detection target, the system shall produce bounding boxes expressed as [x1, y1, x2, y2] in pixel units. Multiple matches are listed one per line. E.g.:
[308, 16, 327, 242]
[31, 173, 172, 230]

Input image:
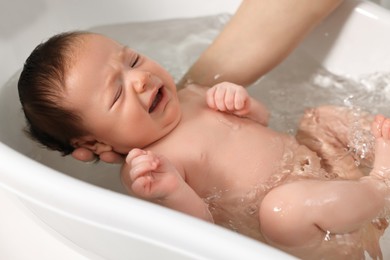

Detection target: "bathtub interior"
[1, 0, 390, 259]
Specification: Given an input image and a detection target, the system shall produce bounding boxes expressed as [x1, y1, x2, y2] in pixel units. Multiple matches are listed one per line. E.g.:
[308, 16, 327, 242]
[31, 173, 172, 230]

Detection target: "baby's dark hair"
[18, 31, 90, 155]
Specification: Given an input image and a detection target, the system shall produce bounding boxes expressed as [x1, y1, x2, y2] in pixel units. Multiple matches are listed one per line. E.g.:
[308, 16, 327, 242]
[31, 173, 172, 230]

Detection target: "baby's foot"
[370, 115, 390, 181]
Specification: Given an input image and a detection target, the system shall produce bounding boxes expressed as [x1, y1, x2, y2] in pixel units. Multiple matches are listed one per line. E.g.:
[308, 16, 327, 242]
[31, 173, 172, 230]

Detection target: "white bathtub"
[1, 0, 390, 259]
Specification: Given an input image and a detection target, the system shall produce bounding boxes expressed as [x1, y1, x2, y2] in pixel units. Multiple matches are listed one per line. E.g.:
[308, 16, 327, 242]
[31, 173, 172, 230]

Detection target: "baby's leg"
[369, 114, 390, 180]
[296, 106, 374, 179]
[260, 115, 390, 251]
[260, 180, 387, 248]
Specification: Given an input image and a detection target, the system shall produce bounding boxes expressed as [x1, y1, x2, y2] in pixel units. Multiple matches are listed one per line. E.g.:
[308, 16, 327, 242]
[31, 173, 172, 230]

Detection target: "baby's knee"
[260, 186, 297, 246]
[259, 184, 321, 247]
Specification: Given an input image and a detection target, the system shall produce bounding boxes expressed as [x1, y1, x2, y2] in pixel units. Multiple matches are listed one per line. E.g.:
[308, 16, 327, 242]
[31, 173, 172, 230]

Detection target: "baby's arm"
[206, 82, 269, 125]
[121, 148, 213, 222]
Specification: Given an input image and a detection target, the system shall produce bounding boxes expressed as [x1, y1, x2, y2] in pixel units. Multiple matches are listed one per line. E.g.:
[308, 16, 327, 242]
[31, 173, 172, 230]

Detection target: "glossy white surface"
[0, 189, 92, 260]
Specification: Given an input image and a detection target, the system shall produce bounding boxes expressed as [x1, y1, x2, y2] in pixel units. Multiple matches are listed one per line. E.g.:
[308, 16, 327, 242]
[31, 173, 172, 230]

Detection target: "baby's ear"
[71, 136, 113, 155]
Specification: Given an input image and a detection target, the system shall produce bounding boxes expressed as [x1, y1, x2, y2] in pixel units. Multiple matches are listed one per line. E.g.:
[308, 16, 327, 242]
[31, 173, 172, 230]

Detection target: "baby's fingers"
[127, 149, 159, 166]
[129, 159, 156, 179]
[222, 87, 237, 111]
[126, 148, 146, 164]
[128, 152, 159, 180]
[207, 84, 232, 111]
[131, 175, 153, 197]
[206, 86, 218, 110]
[206, 82, 249, 114]
[232, 88, 248, 111]
[126, 149, 160, 181]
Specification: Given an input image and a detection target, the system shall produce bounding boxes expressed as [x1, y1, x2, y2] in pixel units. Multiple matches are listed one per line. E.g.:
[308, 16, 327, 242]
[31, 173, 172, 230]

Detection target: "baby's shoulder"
[178, 84, 210, 111]
[179, 83, 208, 97]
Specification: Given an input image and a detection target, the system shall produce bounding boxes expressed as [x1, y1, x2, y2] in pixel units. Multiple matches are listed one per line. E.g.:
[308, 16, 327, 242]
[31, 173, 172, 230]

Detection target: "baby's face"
[64, 34, 181, 154]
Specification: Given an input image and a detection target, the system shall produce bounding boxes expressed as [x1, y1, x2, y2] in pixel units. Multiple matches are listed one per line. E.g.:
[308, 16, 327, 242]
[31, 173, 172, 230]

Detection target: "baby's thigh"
[298, 106, 349, 145]
[297, 106, 373, 145]
[296, 106, 374, 176]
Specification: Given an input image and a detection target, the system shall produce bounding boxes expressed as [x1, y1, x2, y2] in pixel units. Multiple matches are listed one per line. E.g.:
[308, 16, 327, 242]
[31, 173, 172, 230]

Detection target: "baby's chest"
[179, 120, 284, 195]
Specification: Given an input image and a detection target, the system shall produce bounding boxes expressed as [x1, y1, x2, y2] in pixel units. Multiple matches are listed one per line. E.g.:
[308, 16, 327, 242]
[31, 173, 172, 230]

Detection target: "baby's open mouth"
[149, 87, 163, 113]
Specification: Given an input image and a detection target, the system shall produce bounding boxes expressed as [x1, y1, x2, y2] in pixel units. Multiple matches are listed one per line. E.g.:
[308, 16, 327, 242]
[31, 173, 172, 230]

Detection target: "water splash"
[217, 116, 241, 130]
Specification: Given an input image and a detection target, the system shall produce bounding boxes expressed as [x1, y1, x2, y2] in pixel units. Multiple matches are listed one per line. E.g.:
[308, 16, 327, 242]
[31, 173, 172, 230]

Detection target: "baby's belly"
[271, 138, 329, 183]
[201, 126, 329, 241]
[225, 132, 329, 188]
[208, 127, 314, 190]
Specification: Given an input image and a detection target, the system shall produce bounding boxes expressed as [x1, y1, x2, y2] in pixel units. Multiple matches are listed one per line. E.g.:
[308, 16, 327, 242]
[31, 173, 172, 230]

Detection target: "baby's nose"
[132, 71, 151, 93]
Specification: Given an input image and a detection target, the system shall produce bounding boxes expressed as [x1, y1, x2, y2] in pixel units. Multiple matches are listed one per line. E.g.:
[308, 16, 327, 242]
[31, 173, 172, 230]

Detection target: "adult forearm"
[178, 0, 343, 88]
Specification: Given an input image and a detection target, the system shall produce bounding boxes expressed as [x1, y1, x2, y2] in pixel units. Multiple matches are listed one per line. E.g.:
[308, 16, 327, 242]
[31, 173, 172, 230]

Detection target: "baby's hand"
[126, 148, 183, 200]
[206, 82, 250, 117]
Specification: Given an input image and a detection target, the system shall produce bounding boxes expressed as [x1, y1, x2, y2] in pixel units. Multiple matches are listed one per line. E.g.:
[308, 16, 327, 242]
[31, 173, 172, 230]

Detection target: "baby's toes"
[371, 115, 385, 138]
[382, 118, 390, 140]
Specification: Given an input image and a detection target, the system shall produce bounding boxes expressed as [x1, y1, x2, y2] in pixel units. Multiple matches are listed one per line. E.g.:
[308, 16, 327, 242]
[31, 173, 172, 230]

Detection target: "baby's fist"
[206, 82, 250, 116]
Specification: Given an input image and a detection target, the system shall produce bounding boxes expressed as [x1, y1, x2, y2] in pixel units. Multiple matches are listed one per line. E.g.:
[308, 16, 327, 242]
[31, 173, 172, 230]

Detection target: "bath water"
[249, 52, 390, 134]
[93, 13, 390, 259]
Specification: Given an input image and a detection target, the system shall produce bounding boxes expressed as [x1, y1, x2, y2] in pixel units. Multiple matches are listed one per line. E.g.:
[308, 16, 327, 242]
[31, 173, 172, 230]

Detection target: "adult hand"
[72, 147, 124, 163]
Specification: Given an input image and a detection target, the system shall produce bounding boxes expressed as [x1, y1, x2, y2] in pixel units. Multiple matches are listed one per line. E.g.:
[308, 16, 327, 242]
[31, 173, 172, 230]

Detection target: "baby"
[18, 32, 390, 259]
